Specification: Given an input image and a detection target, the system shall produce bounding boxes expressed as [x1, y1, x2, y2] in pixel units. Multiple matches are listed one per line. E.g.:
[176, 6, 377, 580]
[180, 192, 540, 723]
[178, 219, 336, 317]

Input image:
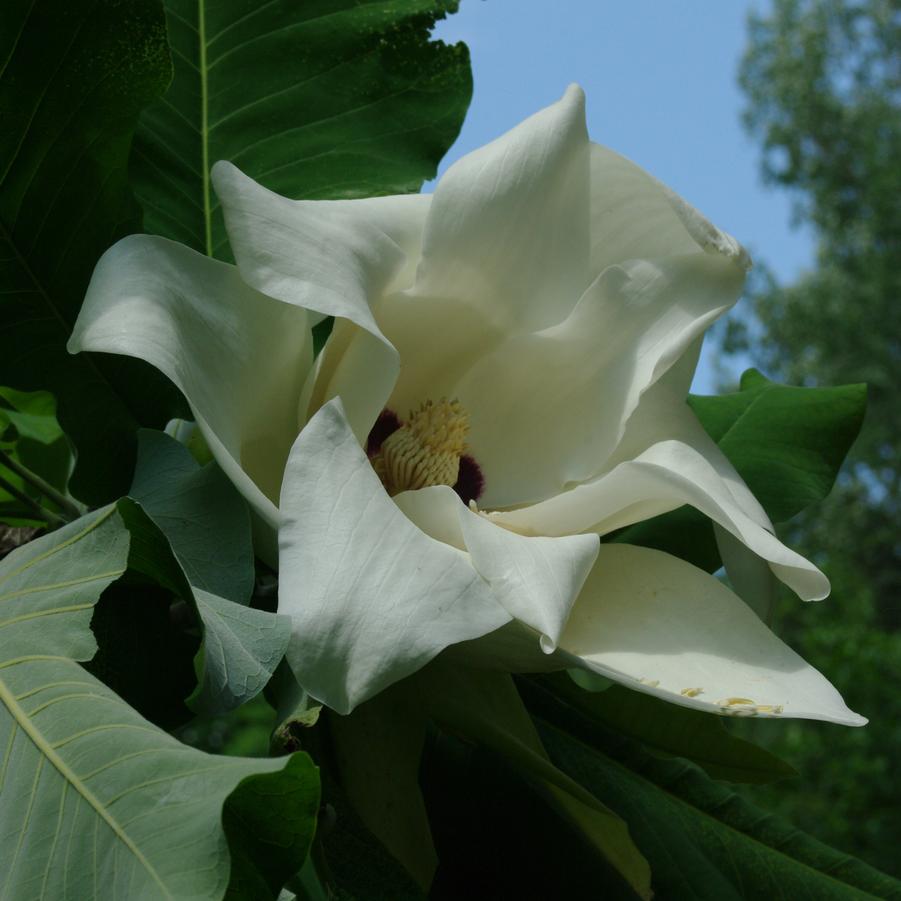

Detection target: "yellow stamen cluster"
[376, 399, 469, 495]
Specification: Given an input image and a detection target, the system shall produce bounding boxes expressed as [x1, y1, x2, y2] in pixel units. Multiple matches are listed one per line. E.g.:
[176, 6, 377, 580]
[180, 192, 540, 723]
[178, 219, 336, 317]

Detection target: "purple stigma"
[366, 409, 402, 456]
[454, 454, 485, 505]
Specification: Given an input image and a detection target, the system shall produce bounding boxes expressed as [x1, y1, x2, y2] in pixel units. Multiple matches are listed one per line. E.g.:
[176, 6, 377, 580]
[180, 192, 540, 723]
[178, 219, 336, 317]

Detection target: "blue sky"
[430, 0, 811, 391]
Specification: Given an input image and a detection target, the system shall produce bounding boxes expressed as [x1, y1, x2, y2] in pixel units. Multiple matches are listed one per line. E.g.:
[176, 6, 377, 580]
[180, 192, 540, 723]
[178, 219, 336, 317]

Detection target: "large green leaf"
[129, 430, 290, 714]
[613, 368, 867, 571]
[0, 506, 318, 899]
[540, 675, 797, 785]
[521, 678, 901, 900]
[132, 0, 473, 258]
[0, 0, 187, 505]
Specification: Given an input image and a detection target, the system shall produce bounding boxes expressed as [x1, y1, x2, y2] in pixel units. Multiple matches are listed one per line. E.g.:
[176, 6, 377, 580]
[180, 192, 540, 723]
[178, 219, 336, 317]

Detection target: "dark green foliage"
[722, 0, 901, 872]
[223, 753, 322, 901]
[540, 674, 797, 785]
[0, 387, 73, 525]
[316, 774, 426, 901]
[423, 728, 644, 900]
[86, 577, 200, 730]
[132, 0, 473, 258]
[521, 677, 901, 901]
[0, 0, 188, 505]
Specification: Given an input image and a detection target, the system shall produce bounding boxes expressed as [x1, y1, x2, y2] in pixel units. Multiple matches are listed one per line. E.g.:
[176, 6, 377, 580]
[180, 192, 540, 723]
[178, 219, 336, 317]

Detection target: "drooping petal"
[213, 161, 431, 325]
[492, 436, 827, 601]
[457, 503, 600, 652]
[68, 235, 312, 527]
[555, 544, 865, 727]
[211, 162, 429, 439]
[396, 486, 599, 656]
[278, 399, 510, 714]
[606, 365, 772, 527]
[453, 250, 745, 506]
[413, 84, 591, 333]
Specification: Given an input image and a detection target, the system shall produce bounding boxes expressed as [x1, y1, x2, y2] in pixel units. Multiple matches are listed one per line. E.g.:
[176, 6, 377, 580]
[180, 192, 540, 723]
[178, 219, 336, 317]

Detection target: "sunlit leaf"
[133, 0, 473, 258]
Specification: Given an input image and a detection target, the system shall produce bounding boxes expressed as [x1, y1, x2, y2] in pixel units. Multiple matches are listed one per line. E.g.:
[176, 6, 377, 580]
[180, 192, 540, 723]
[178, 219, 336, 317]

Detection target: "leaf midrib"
[197, 0, 212, 257]
[0, 659, 174, 899]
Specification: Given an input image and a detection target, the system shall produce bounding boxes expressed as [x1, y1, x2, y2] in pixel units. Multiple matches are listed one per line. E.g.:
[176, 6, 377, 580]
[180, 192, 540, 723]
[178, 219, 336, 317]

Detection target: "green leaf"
[130, 429, 254, 603]
[537, 675, 797, 785]
[0, 0, 187, 505]
[223, 754, 322, 901]
[0, 504, 319, 900]
[129, 430, 290, 713]
[132, 0, 473, 258]
[689, 368, 867, 523]
[613, 369, 867, 571]
[0, 387, 74, 525]
[521, 678, 901, 900]
[0, 505, 129, 658]
[319, 773, 428, 901]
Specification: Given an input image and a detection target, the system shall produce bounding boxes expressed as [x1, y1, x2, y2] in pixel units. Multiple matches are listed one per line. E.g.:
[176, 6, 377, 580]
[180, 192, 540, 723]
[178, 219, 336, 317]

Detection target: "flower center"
[368, 400, 484, 502]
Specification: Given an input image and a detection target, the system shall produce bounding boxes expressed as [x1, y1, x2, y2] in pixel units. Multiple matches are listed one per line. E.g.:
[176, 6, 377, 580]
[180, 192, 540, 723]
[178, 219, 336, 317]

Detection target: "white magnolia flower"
[70, 86, 864, 727]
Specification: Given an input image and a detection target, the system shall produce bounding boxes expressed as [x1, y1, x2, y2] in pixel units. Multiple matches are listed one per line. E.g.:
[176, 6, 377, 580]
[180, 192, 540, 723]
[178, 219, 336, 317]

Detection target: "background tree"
[724, 0, 901, 873]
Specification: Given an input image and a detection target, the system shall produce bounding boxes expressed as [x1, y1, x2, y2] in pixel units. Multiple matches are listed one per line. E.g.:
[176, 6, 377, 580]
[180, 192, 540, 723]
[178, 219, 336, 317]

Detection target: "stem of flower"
[0, 472, 67, 529]
[0, 449, 81, 520]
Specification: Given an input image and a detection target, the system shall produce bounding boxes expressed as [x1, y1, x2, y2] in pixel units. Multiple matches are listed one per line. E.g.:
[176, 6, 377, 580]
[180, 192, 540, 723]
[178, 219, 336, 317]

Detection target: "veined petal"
[278, 399, 510, 714]
[556, 544, 865, 727]
[212, 162, 428, 439]
[414, 84, 591, 332]
[453, 250, 745, 506]
[68, 235, 312, 527]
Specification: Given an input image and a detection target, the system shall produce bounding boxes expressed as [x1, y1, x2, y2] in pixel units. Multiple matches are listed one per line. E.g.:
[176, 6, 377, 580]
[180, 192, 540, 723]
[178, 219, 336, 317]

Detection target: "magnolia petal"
[397, 487, 599, 658]
[212, 161, 427, 438]
[556, 544, 865, 727]
[68, 235, 312, 526]
[455, 250, 745, 506]
[212, 161, 431, 328]
[457, 504, 599, 652]
[715, 524, 779, 623]
[493, 437, 827, 601]
[414, 84, 591, 332]
[589, 143, 750, 278]
[393, 485, 467, 550]
[278, 399, 510, 714]
[607, 368, 771, 527]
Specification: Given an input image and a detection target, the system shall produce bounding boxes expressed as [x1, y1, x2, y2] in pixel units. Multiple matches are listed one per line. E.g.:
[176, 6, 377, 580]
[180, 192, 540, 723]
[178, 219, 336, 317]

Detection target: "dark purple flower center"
[366, 406, 484, 503]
